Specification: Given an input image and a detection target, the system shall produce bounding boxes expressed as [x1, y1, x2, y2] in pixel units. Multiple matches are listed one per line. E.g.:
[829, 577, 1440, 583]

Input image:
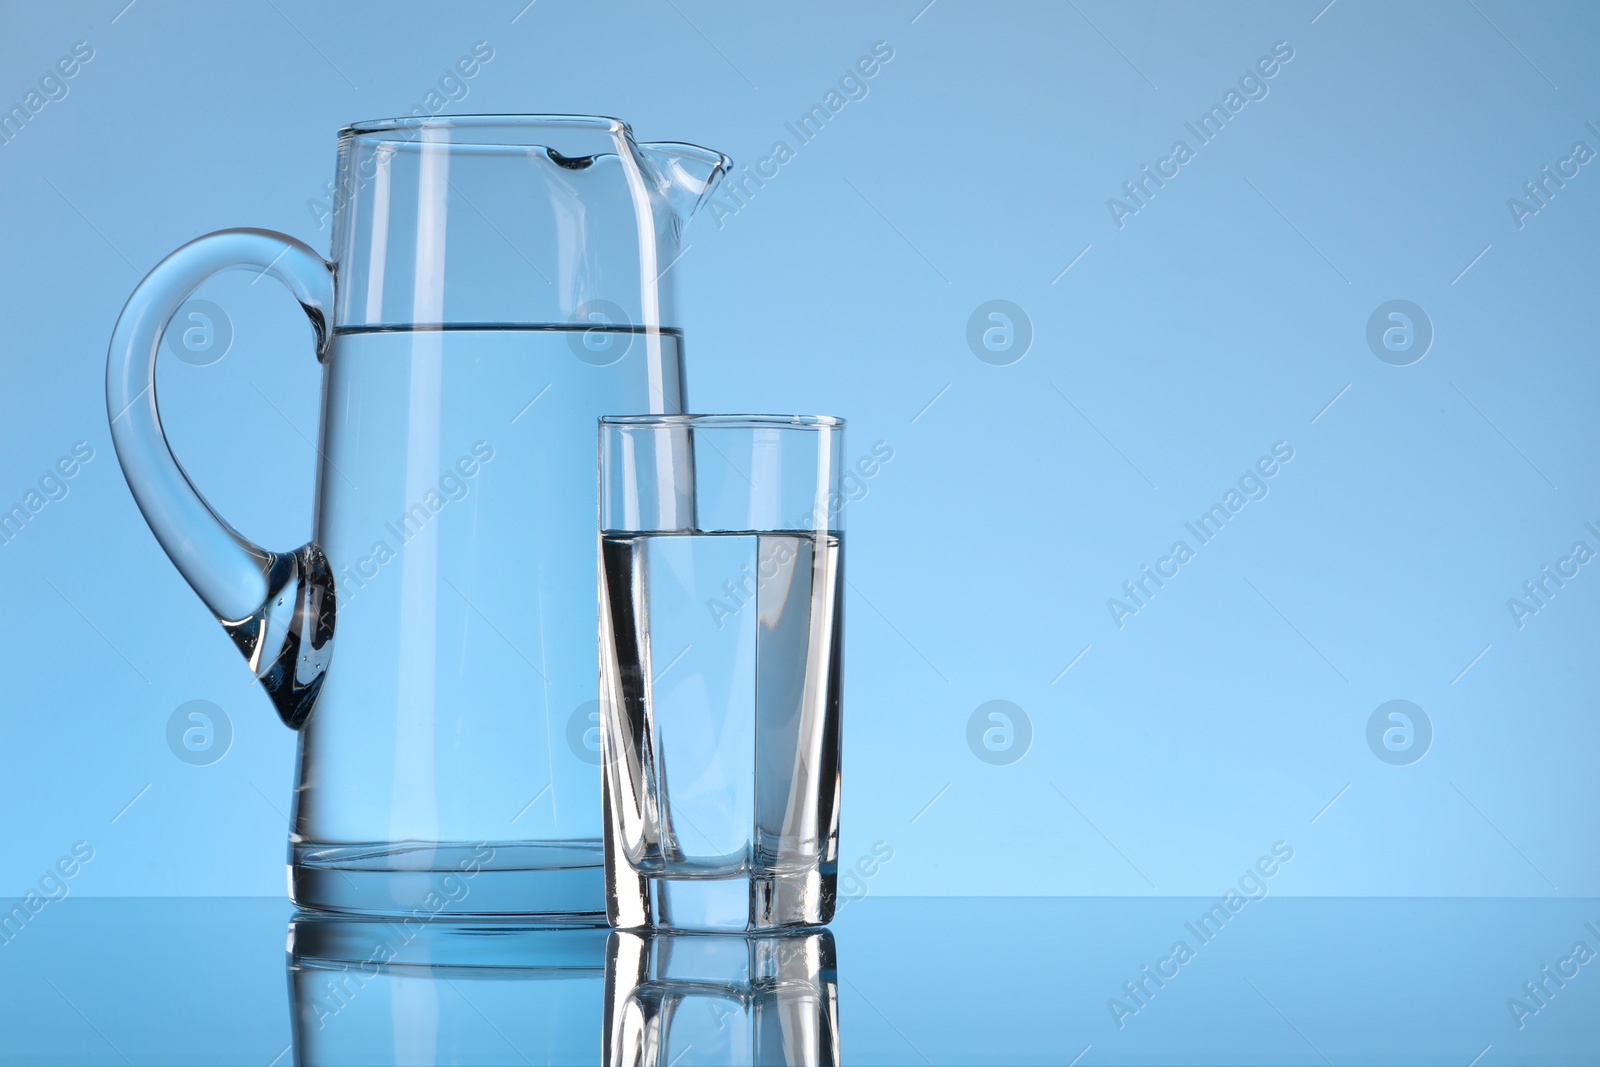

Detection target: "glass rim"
[600, 414, 844, 430]
[340, 113, 631, 140]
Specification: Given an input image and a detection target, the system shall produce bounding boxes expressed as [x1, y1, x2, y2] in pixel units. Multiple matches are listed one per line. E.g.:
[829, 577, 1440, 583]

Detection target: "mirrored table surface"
[1, 895, 1595, 1065]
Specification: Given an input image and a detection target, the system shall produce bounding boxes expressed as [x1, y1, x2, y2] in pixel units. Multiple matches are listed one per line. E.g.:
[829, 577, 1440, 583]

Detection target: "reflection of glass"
[604, 929, 840, 1066]
[599, 416, 845, 931]
[287, 913, 607, 1065]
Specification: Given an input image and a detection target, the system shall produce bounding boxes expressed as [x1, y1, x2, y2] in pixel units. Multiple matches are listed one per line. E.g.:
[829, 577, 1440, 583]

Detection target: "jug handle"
[106, 228, 336, 729]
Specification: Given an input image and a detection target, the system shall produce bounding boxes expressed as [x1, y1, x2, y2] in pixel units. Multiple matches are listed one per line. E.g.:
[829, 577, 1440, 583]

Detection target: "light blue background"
[1, 0, 1596, 900]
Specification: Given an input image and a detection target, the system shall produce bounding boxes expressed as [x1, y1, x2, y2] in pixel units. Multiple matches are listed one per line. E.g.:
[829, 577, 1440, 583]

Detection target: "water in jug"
[105, 115, 729, 917]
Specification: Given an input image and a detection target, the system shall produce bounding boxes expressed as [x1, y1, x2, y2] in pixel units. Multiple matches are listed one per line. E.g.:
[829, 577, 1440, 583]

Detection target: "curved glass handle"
[106, 228, 337, 729]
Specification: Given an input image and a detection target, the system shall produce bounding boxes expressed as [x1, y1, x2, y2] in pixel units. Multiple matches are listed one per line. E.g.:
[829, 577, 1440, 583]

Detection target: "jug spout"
[639, 142, 731, 229]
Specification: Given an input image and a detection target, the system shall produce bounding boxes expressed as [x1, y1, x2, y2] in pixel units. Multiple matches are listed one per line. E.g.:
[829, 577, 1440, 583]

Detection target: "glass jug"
[105, 116, 729, 917]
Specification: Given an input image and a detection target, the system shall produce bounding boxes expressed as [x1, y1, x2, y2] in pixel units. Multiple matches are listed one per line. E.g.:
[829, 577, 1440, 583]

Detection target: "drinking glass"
[598, 415, 845, 931]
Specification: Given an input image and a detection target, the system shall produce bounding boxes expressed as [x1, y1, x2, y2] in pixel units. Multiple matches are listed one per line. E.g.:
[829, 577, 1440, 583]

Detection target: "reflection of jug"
[288, 914, 608, 1064]
[106, 116, 728, 915]
[605, 930, 840, 1066]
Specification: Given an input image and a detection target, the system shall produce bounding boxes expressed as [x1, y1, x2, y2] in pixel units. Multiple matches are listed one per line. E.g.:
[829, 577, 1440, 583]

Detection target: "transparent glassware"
[598, 416, 845, 931]
[104, 116, 729, 916]
[288, 914, 608, 1064]
[604, 930, 840, 1066]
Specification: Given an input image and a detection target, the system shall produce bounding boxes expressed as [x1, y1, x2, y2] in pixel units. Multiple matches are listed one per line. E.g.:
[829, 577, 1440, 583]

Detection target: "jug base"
[290, 840, 605, 920]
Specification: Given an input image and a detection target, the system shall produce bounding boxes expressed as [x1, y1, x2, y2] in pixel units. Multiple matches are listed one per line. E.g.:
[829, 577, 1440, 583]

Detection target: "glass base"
[290, 840, 605, 920]
[632, 867, 836, 932]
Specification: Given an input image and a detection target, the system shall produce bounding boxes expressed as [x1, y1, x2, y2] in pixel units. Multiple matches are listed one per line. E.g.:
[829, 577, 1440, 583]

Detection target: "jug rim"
[340, 113, 632, 139]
